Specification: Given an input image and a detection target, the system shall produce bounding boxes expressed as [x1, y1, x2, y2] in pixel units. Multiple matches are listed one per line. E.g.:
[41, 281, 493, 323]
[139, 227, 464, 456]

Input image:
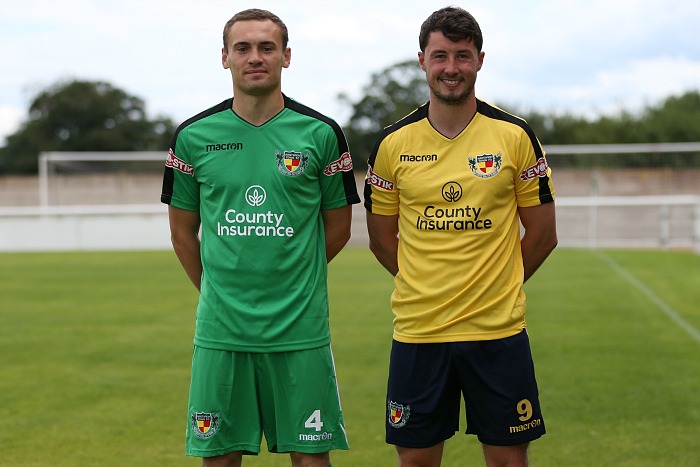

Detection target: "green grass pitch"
[0, 247, 699, 466]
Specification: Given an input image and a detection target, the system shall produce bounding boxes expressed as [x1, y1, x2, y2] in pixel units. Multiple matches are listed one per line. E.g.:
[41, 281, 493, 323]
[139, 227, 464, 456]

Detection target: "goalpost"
[31, 144, 700, 253]
[545, 142, 700, 252]
[38, 151, 165, 208]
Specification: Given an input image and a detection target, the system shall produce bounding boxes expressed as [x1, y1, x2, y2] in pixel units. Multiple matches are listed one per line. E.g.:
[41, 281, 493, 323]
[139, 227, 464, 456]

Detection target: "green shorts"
[186, 344, 349, 458]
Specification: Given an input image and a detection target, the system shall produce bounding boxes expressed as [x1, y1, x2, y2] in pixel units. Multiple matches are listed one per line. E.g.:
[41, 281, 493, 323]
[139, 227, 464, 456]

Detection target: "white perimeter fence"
[0, 144, 698, 252]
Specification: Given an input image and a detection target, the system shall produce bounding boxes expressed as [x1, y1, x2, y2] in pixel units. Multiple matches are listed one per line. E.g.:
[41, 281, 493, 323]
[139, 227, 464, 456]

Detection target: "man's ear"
[222, 47, 230, 69]
[477, 51, 485, 71]
[418, 52, 426, 71]
[283, 47, 291, 69]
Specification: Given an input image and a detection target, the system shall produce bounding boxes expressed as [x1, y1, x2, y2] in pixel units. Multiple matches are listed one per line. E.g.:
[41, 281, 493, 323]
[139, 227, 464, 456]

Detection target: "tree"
[339, 59, 429, 169]
[640, 91, 700, 143]
[0, 80, 175, 173]
[340, 57, 700, 170]
[518, 90, 700, 167]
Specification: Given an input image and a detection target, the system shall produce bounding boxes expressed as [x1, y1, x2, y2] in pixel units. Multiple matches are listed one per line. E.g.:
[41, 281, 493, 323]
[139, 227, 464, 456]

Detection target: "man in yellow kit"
[364, 6, 558, 467]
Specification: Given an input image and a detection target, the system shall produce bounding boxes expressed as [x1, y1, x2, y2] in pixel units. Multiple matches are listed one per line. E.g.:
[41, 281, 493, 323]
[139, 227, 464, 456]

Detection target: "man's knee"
[202, 451, 243, 467]
[396, 442, 445, 467]
[290, 451, 331, 467]
[481, 442, 530, 467]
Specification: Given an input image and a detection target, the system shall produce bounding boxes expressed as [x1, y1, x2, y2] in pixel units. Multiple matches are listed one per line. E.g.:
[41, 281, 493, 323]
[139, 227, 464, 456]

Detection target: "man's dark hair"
[222, 8, 289, 49]
[419, 6, 483, 52]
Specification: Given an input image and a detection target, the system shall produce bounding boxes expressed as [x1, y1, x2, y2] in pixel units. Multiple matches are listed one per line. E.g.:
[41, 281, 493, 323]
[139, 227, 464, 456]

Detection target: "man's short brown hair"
[419, 7, 483, 52]
[222, 9, 289, 49]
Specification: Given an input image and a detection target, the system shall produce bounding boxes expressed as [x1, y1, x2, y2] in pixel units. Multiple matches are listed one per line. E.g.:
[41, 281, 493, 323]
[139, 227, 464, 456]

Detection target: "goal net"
[38, 151, 166, 207]
[34, 145, 700, 251]
[546, 143, 700, 250]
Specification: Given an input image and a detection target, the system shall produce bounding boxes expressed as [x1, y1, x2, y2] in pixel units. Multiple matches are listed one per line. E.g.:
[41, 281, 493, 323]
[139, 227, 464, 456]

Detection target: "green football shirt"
[162, 95, 360, 352]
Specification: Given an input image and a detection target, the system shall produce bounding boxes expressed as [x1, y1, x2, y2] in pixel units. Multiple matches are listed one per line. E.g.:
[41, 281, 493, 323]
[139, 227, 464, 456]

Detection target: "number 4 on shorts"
[304, 409, 324, 431]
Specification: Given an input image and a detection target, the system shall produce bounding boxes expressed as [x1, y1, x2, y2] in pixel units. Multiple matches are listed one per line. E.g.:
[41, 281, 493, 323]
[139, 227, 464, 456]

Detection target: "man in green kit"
[161, 8, 359, 467]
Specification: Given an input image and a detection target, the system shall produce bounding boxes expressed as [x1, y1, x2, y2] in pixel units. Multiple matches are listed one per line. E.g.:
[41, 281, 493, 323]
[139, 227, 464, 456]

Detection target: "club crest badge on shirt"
[468, 152, 502, 179]
[276, 150, 309, 176]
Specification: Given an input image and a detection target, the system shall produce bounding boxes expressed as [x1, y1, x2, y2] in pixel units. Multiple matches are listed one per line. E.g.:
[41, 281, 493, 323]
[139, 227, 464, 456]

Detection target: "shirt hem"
[392, 326, 524, 343]
[192, 337, 331, 353]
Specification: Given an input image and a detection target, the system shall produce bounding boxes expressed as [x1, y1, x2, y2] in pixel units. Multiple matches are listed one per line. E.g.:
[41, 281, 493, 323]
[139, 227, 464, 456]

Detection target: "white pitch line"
[596, 250, 700, 345]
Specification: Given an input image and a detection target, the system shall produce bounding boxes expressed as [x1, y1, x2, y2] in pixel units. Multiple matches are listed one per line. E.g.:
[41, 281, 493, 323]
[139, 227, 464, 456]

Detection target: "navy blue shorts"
[386, 330, 545, 447]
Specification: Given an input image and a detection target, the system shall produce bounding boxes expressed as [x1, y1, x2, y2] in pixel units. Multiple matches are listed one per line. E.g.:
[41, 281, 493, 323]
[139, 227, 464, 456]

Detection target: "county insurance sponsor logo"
[414, 182, 493, 231]
[217, 185, 295, 238]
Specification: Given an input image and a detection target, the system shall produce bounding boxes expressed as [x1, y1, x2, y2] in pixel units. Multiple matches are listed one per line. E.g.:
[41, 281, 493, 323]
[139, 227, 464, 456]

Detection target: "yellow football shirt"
[364, 100, 555, 342]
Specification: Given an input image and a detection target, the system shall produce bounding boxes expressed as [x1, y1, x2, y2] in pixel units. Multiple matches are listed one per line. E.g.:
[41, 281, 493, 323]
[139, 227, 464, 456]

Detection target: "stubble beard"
[236, 73, 280, 97]
[429, 77, 474, 106]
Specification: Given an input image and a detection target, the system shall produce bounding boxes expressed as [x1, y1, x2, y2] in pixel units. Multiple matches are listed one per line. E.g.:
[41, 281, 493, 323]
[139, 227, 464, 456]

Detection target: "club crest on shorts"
[468, 152, 502, 179]
[388, 401, 410, 428]
[191, 412, 220, 439]
[276, 150, 309, 176]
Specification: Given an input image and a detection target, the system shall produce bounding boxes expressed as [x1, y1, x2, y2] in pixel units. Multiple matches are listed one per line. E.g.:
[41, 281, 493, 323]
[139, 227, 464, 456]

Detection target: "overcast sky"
[1, 0, 699, 145]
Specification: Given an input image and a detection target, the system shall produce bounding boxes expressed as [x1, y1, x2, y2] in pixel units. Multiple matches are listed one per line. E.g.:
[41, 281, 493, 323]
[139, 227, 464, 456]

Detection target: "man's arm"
[366, 211, 399, 276]
[322, 205, 353, 263]
[168, 205, 202, 291]
[518, 202, 558, 282]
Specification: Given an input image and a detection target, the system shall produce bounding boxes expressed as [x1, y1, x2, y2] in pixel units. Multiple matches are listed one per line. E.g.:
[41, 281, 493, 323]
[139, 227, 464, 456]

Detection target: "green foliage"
[339, 60, 429, 170]
[1, 248, 699, 466]
[0, 80, 175, 174]
[340, 58, 700, 168]
[519, 90, 700, 167]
